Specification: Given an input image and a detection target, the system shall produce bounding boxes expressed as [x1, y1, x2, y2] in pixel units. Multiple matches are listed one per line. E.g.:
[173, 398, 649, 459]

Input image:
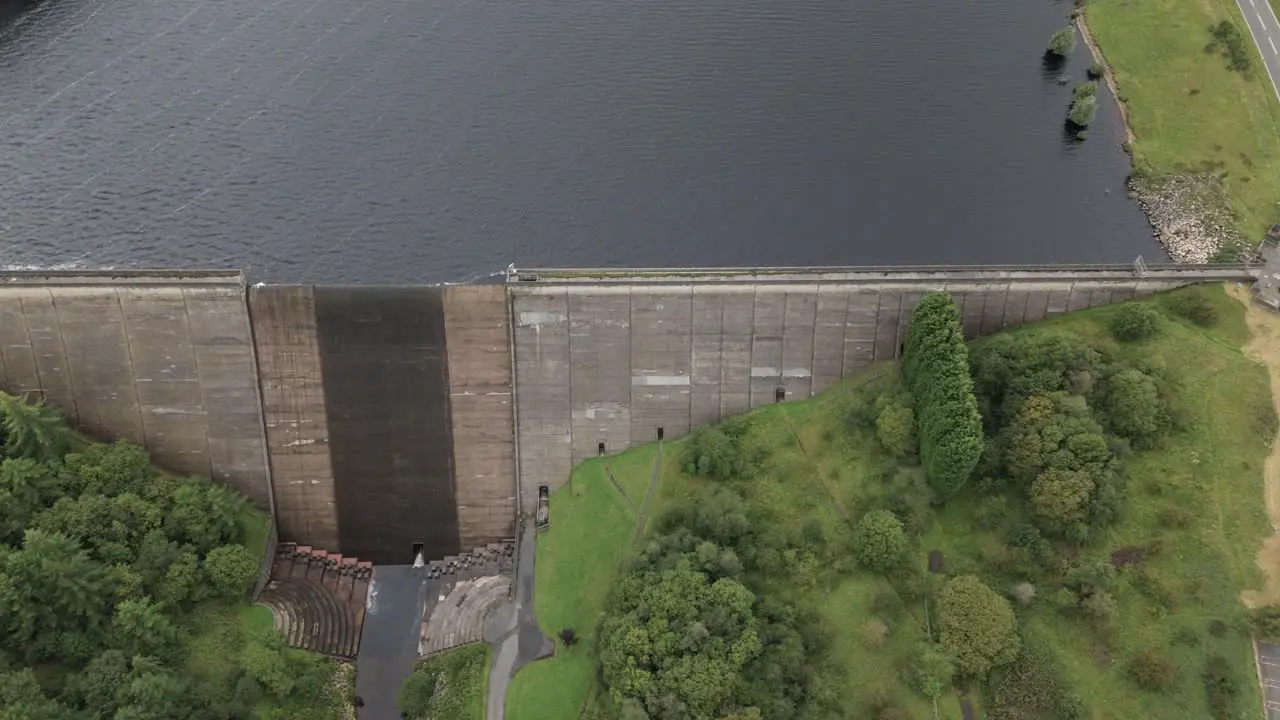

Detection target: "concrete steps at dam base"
[256, 542, 373, 659]
[418, 541, 517, 658]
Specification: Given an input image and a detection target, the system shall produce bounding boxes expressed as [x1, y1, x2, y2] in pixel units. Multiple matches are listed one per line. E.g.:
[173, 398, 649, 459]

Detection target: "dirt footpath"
[1231, 284, 1280, 607]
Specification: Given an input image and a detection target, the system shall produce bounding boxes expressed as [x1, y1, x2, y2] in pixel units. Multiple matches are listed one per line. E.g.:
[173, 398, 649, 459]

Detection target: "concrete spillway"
[0, 263, 1255, 562]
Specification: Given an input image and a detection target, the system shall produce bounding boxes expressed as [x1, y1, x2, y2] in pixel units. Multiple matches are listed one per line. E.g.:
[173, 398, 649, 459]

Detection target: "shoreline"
[1075, 14, 1135, 147]
[1077, 12, 1247, 262]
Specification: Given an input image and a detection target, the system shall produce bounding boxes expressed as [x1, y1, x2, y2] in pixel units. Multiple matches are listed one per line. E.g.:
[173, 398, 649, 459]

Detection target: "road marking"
[1271, 36, 1278, 54]
[1252, 0, 1257, 7]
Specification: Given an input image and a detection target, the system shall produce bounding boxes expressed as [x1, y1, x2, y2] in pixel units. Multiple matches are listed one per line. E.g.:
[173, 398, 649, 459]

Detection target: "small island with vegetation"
[507, 283, 1280, 719]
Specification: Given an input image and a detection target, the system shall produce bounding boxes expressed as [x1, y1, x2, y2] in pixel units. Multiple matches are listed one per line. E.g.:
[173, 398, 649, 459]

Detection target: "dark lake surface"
[0, 0, 1161, 283]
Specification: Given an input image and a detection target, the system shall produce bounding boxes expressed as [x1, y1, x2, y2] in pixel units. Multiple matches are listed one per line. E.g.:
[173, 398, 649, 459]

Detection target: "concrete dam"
[0, 263, 1256, 564]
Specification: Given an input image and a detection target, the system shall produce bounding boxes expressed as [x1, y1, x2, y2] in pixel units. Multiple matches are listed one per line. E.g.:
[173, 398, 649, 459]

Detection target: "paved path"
[486, 521, 553, 720]
[1234, 0, 1280, 104]
[355, 566, 430, 720]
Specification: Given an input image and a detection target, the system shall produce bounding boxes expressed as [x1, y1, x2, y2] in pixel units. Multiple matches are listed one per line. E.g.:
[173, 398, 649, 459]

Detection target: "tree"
[1047, 26, 1076, 56]
[903, 642, 954, 699]
[63, 649, 130, 716]
[166, 479, 245, 554]
[598, 560, 762, 718]
[0, 529, 113, 659]
[0, 393, 69, 463]
[1029, 468, 1095, 527]
[203, 544, 258, 600]
[113, 667, 192, 720]
[107, 598, 183, 665]
[0, 668, 70, 720]
[156, 551, 205, 607]
[1103, 369, 1167, 445]
[853, 510, 908, 573]
[876, 403, 917, 457]
[902, 293, 983, 498]
[1068, 93, 1098, 129]
[683, 427, 752, 480]
[1109, 303, 1160, 341]
[937, 575, 1020, 677]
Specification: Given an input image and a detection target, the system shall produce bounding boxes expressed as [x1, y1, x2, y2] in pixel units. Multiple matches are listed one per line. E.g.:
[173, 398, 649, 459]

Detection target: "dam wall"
[0, 272, 272, 507]
[0, 264, 1257, 563]
[507, 265, 1258, 508]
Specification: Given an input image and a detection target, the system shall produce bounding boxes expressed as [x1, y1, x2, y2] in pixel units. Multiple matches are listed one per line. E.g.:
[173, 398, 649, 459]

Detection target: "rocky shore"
[1128, 174, 1245, 263]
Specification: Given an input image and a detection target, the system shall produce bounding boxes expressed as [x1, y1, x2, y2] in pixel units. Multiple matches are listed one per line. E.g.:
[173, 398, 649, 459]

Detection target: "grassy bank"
[398, 644, 490, 720]
[505, 444, 671, 719]
[1085, 0, 1280, 241]
[515, 284, 1273, 718]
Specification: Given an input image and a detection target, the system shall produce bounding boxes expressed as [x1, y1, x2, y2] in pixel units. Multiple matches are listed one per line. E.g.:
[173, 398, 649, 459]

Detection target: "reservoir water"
[0, 0, 1161, 283]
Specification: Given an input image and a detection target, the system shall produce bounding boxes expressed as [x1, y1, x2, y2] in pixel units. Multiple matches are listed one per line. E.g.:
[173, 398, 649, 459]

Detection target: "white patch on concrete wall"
[283, 438, 316, 447]
[750, 367, 779, 377]
[518, 311, 566, 326]
[147, 407, 202, 415]
[783, 368, 813, 378]
[631, 375, 691, 386]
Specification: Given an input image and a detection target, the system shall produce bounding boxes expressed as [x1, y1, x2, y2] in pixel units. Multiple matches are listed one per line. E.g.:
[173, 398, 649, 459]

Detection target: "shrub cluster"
[1110, 302, 1160, 341]
[0, 392, 342, 719]
[1047, 26, 1076, 56]
[1162, 286, 1220, 327]
[1068, 82, 1098, 129]
[1207, 20, 1252, 74]
[902, 294, 983, 498]
[398, 644, 488, 720]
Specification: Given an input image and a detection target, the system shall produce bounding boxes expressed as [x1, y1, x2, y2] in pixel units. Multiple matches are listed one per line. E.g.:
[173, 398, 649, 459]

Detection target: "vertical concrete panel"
[1110, 285, 1138, 303]
[249, 286, 338, 550]
[314, 287, 459, 565]
[691, 289, 725, 428]
[719, 290, 755, 417]
[1001, 289, 1030, 329]
[1066, 285, 1093, 312]
[1087, 288, 1114, 308]
[568, 288, 632, 465]
[443, 285, 518, 550]
[0, 289, 39, 396]
[843, 289, 879, 371]
[1022, 291, 1051, 323]
[511, 288, 572, 509]
[956, 287, 985, 338]
[1045, 286, 1073, 317]
[812, 286, 849, 393]
[185, 285, 272, 509]
[873, 289, 901, 360]
[119, 287, 209, 478]
[21, 289, 77, 419]
[894, 291, 926, 358]
[749, 288, 785, 407]
[781, 288, 817, 399]
[630, 288, 692, 442]
[54, 287, 145, 445]
[979, 286, 1009, 336]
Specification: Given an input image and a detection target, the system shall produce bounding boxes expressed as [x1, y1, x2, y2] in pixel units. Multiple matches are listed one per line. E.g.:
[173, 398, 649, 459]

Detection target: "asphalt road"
[1256, 641, 1280, 720]
[1235, 0, 1280, 103]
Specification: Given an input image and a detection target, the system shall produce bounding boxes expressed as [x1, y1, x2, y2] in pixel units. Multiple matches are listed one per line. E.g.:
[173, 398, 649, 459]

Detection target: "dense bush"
[1203, 655, 1240, 720]
[986, 649, 1068, 720]
[1047, 26, 1076, 56]
[598, 560, 762, 717]
[1128, 649, 1178, 691]
[1068, 82, 1099, 129]
[1163, 287, 1220, 327]
[1102, 369, 1169, 446]
[682, 417, 763, 481]
[398, 643, 488, 720]
[937, 575, 1019, 677]
[0, 393, 344, 719]
[853, 509, 908, 573]
[1110, 302, 1161, 341]
[902, 293, 983, 497]
[1207, 20, 1252, 73]
[902, 642, 954, 699]
[875, 402, 917, 458]
[1249, 604, 1280, 639]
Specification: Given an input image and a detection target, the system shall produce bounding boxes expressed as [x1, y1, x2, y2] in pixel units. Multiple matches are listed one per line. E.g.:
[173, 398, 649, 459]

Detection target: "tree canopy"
[937, 575, 1020, 677]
